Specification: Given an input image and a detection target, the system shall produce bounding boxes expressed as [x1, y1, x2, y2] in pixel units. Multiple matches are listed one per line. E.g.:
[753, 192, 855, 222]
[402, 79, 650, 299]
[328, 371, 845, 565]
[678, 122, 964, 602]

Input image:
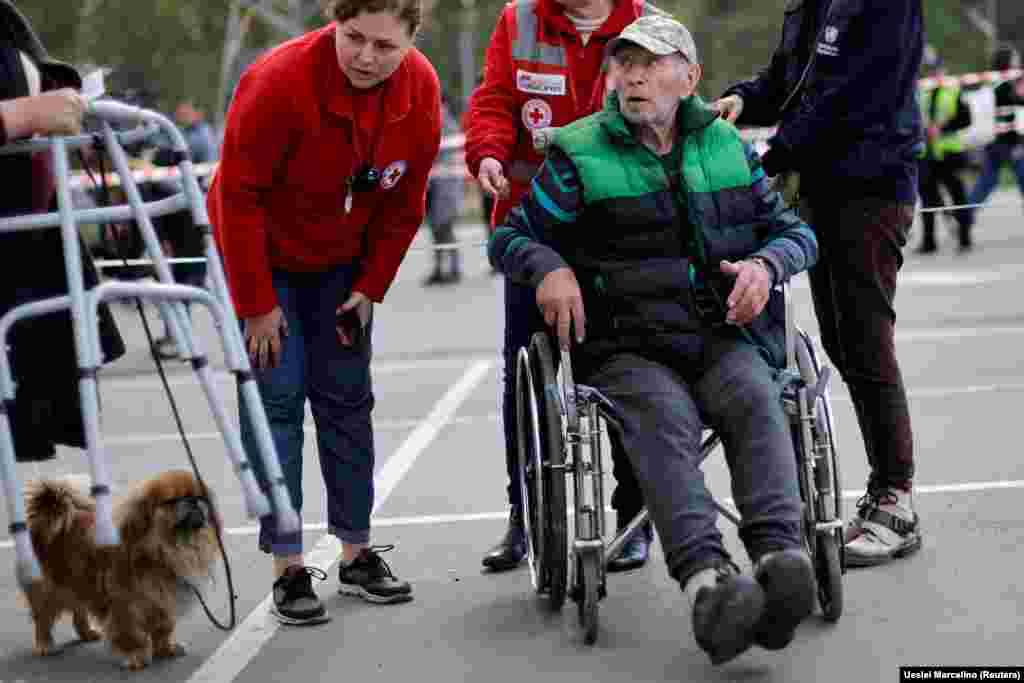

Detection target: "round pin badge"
[522, 98, 553, 130]
[380, 160, 407, 190]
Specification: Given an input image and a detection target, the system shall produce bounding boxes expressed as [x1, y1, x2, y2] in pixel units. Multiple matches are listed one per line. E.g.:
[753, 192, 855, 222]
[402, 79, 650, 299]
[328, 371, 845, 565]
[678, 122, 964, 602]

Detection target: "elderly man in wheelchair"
[488, 15, 822, 665]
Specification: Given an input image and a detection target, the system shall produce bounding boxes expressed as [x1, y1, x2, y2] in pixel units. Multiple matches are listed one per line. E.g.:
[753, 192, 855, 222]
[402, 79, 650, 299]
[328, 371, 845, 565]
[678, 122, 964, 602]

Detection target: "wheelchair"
[513, 283, 845, 645]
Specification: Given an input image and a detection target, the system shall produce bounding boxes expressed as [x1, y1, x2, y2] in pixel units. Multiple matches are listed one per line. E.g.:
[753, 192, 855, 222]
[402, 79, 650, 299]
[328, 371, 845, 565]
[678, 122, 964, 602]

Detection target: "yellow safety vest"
[919, 84, 964, 161]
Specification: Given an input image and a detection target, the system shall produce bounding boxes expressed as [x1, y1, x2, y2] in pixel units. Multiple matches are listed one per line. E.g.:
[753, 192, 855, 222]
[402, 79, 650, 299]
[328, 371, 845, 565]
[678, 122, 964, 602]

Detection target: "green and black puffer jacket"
[489, 92, 818, 368]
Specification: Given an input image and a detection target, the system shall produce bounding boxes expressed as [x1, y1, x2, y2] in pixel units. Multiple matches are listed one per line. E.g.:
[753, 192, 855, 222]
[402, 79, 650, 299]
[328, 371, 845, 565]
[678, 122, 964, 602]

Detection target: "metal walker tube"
[0, 100, 299, 590]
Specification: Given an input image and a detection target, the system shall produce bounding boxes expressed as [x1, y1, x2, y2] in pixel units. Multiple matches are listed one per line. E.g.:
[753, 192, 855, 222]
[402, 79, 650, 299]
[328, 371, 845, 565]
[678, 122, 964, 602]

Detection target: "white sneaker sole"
[338, 584, 413, 604]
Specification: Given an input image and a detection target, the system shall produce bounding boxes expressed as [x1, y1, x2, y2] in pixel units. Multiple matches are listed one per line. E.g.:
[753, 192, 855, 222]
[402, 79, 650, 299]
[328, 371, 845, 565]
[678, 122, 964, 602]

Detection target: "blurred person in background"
[422, 91, 465, 286]
[464, 0, 661, 574]
[150, 99, 219, 359]
[915, 46, 973, 254]
[966, 44, 1024, 228]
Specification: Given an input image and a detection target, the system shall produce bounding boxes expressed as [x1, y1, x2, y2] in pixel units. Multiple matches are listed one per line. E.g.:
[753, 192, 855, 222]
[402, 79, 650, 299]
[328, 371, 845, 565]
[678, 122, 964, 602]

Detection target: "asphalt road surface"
[1, 191, 1023, 682]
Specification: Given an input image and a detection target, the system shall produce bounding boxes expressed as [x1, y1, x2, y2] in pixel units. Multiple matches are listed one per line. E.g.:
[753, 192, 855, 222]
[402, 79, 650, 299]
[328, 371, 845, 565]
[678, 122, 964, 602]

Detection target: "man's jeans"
[802, 197, 915, 490]
[583, 334, 803, 579]
[240, 265, 375, 556]
[501, 279, 643, 521]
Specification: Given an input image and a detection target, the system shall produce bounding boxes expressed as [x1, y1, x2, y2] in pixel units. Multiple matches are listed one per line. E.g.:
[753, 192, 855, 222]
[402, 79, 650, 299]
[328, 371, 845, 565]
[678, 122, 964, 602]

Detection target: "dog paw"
[78, 628, 102, 642]
[154, 642, 186, 659]
[121, 653, 152, 671]
[33, 640, 57, 657]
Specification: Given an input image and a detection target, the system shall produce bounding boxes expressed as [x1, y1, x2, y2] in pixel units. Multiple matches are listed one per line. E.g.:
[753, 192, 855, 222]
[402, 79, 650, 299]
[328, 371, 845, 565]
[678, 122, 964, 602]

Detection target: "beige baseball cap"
[608, 14, 699, 64]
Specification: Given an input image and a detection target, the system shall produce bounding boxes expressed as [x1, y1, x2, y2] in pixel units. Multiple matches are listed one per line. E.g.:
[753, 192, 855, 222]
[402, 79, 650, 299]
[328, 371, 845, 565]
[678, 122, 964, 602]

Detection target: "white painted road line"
[107, 355, 499, 391]
[184, 359, 494, 683]
[4, 477, 1024, 552]
[80, 380, 1024, 448]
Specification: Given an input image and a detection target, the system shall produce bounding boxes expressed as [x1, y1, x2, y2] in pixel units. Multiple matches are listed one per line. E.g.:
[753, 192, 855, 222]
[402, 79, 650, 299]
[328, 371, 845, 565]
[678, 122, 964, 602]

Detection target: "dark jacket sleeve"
[721, 35, 793, 127]
[487, 146, 583, 286]
[744, 142, 818, 280]
[769, 0, 920, 162]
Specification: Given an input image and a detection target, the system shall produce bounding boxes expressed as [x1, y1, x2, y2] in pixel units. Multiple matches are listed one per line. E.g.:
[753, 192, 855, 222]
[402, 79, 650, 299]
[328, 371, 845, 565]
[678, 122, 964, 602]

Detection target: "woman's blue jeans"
[239, 265, 375, 556]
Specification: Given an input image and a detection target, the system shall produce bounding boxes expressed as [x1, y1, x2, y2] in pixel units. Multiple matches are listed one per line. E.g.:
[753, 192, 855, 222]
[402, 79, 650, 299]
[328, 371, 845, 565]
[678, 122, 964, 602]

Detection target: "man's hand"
[536, 267, 586, 351]
[477, 157, 510, 200]
[719, 259, 772, 326]
[712, 95, 744, 124]
[244, 307, 289, 370]
[336, 291, 372, 346]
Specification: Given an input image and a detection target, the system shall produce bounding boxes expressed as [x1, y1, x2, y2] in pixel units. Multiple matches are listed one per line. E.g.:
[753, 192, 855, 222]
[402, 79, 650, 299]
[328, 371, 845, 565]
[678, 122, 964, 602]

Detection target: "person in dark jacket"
[491, 16, 819, 665]
[916, 46, 973, 254]
[716, 0, 924, 568]
[966, 44, 1024, 227]
[0, 0, 125, 463]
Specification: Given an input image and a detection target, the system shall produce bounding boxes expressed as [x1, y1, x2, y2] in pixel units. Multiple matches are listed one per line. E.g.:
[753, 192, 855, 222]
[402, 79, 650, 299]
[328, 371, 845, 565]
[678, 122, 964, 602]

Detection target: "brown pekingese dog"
[23, 469, 221, 670]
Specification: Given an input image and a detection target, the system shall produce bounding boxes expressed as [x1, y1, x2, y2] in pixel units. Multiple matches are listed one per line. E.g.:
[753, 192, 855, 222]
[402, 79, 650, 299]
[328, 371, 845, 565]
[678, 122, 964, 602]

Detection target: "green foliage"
[3, 0, 1008, 121]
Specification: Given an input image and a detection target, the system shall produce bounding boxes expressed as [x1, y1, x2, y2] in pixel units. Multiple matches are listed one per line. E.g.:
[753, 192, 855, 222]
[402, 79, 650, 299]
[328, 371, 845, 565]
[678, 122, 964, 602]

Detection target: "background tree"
[8, 0, 1004, 125]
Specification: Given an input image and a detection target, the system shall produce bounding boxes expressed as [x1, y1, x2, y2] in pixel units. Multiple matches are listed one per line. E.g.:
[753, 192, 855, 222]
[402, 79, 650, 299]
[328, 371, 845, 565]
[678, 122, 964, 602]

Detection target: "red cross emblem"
[521, 98, 552, 130]
[380, 160, 407, 190]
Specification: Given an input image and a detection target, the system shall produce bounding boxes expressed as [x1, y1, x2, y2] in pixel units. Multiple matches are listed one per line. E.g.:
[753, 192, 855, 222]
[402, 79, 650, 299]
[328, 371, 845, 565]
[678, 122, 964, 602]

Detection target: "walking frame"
[0, 99, 299, 591]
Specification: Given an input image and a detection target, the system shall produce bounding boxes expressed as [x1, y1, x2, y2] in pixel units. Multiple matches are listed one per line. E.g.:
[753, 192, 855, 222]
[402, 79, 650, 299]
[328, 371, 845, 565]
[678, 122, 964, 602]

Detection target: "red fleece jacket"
[208, 24, 441, 318]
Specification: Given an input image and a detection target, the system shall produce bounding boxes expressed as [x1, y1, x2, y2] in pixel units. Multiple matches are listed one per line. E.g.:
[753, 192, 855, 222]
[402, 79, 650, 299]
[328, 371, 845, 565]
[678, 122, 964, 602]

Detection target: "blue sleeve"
[743, 143, 818, 280]
[487, 146, 583, 287]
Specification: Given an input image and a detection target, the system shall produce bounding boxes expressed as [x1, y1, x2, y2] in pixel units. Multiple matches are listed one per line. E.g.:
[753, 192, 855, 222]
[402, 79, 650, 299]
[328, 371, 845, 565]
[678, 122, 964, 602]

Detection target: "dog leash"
[80, 144, 239, 632]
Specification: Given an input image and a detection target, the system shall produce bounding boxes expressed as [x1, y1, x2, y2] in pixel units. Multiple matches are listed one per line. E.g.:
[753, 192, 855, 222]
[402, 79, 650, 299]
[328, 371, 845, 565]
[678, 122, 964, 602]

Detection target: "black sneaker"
[691, 563, 766, 666]
[338, 545, 413, 604]
[270, 566, 331, 625]
[752, 549, 816, 650]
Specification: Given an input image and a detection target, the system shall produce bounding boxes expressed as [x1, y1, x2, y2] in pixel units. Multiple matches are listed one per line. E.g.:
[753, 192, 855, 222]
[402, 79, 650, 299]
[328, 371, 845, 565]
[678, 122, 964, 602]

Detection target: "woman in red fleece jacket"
[207, 0, 440, 624]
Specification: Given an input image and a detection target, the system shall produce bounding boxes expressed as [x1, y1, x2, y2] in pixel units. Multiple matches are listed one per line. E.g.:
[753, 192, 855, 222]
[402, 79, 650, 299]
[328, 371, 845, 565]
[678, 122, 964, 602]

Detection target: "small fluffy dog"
[23, 469, 220, 670]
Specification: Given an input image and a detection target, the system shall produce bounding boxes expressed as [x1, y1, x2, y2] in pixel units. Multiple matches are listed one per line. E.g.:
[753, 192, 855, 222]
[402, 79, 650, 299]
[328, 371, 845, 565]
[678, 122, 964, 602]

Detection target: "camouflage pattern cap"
[608, 14, 699, 64]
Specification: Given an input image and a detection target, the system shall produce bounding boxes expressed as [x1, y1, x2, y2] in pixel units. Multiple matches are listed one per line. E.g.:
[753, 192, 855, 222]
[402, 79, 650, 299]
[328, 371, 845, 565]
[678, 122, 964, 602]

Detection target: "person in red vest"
[464, 0, 661, 574]
[208, 0, 440, 625]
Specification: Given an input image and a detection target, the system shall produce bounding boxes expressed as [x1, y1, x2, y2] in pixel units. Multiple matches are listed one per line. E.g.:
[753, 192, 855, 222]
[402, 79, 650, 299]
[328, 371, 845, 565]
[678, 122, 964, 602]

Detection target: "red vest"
[464, 0, 659, 225]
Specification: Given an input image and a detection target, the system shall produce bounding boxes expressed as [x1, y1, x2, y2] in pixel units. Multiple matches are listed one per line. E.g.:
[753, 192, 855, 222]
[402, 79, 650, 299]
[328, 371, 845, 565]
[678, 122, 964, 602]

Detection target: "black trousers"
[801, 197, 916, 491]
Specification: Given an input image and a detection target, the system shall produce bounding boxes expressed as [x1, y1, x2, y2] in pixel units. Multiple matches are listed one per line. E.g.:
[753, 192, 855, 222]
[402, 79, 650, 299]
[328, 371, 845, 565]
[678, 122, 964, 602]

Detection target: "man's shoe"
[690, 564, 766, 666]
[752, 549, 816, 650]
[845, 487, 922, 567]
[482, 508, 526, 571]
[607, 519, 653, 573]
[915, 242, 938, 255]
[423, 270, 446, 287]
[270, 566, 331, 625]
[338, 545, 413, 604]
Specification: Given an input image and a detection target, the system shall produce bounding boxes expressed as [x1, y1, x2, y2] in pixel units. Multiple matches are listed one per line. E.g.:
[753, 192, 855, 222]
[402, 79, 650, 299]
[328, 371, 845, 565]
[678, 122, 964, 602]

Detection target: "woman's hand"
[477, 157, 510, 200]
[337, 291, 372, 346]
[244, 307, 288, 370]
[0, 89, 85, 139]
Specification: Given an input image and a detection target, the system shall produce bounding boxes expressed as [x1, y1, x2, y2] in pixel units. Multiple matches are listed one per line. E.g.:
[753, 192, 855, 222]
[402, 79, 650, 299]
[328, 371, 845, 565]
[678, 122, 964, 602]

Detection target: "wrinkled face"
[611, 45, 701, 128]
[334, 11, 415, 89]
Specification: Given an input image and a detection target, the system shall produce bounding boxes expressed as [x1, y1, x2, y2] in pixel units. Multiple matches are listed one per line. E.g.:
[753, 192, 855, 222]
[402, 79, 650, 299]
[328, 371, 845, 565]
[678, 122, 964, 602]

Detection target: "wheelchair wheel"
[816, 530, 844, 622]
[795, 330, 843, 528]
[577, 552, 601, 645]
[794, 330, 845, 621]
[530, 332, 568, 612]
[515, 348, 546, 593]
